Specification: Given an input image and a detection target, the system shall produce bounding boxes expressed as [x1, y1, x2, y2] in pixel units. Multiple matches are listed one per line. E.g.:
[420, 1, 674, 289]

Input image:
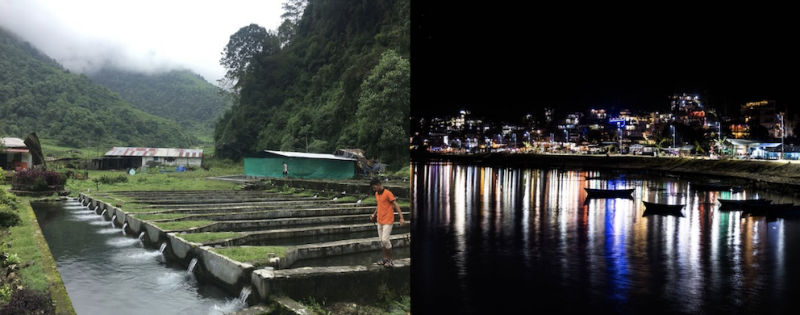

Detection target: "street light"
[671, 125, 676, 149]
[778, 112, 785, 160]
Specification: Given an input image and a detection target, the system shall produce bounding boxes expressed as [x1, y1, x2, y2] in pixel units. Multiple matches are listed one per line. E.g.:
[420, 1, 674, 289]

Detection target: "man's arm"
[393, 200, 405, 226]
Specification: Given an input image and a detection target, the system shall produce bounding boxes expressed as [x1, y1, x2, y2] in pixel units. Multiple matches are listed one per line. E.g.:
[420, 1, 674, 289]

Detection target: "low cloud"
[0, 0, 283, 84]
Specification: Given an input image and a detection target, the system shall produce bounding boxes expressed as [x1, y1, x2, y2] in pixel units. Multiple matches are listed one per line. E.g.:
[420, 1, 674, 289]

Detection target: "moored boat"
[742, 203, 795, 216]
[642, 201, 685, 217]
[584, 188, 635, 199]
[692, 183, 743, 192]
[765, 205, 800, 218]
[717, 198, 772, 210]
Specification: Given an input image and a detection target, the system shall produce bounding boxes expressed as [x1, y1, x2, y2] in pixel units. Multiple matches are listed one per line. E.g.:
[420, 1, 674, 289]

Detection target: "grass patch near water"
[133, 213, 188, 221]
[150, 220, 212, 231]
[0, 192, 76, 314]
[179, 232, 242, 244]
[210, 246, 288, 266]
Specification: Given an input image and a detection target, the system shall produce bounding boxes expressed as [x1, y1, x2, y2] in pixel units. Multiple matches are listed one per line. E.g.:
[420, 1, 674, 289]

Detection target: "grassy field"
[0, 189, 75, 314]
[63, 163, 244, 197]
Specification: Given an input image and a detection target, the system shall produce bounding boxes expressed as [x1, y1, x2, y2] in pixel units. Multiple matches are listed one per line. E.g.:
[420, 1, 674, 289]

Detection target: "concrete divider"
[196, 245, 255, 294]
[251, 258, 410, 305]
[276, 234, 410, 269]
[168, 233, 196, 260]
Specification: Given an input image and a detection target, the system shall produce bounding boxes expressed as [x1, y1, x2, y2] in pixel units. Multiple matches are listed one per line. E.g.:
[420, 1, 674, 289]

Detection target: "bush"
[0, 192, 17, 211]
[0, 289, 55, 315]
[11, 170, 67, 191]
[0, 209, 20, 229]
[3, 253, 21, 266]
[96, 175, 129, 185]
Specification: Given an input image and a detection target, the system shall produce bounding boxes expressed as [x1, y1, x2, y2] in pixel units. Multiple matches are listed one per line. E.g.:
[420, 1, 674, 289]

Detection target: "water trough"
[78, 186, 410, 306]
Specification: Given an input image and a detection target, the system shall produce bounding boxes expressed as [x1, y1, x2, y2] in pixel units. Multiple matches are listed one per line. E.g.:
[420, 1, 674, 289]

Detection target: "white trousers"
[377, 223, 393, 249]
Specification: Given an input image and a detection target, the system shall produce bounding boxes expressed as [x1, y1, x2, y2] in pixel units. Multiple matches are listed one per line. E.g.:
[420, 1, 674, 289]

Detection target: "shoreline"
[411, 151, 800, 195]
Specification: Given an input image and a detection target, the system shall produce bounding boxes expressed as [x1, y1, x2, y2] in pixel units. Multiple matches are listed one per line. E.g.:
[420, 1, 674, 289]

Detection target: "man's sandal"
[376, 259, 388, 266]
[383, 259, 393, 268]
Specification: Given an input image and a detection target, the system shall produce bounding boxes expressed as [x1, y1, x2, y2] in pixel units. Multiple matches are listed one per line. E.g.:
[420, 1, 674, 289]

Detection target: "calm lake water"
[32, 199, 248, 315]
[410, 162, 800, 314]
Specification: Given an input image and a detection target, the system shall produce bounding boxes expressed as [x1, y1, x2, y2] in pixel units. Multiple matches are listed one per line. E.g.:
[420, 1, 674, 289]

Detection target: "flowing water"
[411, 162, 800, 314]
[32, 199, 249, 315]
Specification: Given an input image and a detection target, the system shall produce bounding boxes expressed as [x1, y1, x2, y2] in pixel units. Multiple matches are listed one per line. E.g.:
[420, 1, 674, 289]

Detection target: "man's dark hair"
[370, 178, 381, 186]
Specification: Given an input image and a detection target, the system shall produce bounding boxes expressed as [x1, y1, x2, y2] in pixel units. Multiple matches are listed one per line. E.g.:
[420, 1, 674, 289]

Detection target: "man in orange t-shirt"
[369, 178, 405, 267]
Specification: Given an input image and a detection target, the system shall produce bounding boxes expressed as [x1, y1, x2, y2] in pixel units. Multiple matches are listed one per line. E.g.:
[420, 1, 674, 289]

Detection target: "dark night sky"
[411, 5, 799, 124]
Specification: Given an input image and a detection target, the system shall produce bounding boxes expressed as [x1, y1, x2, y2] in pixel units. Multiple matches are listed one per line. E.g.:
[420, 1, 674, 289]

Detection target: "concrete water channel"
[77, 185, 411, 312]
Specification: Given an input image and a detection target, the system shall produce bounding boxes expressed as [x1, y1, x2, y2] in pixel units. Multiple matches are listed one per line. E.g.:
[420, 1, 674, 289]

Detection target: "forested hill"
[87, 68, 230, 137]
[0, 27, 198, 148]
[214, 0, 410, 170]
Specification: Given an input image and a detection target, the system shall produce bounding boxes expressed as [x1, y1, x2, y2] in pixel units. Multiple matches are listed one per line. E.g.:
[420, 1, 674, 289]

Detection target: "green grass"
[0, 192, 76, 314]
[133, 213, 188, 221]
[150, 220, 212, 231]
[179, 232, 242, 244]
[292, 190, 315, 197]
[337, 195, 359, 202]
[210, 246, 288, 266]
[3, 201, 46, 292]
[66, 168, 242, 197]
[113, 207, 164, 213]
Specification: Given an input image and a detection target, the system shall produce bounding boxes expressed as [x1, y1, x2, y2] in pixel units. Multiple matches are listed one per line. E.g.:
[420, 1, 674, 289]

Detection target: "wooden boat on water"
[584, 188, 635, 199]
[742, 203, 795, 216]
[642, 201, 685, 217]
[692, 183, 743, 193]
[765, 205, 800, 219]
[717, 198, 772, 210]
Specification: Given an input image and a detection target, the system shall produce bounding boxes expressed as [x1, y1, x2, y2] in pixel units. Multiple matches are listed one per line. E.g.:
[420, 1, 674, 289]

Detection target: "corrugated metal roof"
[263, 150, 356, 161]
[104, 147, 204, 158]
[0, 137, 26, 148]
[2, 148, 29, 153]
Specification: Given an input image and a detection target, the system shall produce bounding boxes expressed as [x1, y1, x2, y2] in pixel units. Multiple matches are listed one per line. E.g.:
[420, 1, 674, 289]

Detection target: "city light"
[413, 97, 788, 160]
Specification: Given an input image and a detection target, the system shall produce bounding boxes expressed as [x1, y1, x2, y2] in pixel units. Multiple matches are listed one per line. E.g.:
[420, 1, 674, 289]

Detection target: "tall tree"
[355, 49, 410, 167]
[220, 24, 279, 90]
[279, 0, 309, 47]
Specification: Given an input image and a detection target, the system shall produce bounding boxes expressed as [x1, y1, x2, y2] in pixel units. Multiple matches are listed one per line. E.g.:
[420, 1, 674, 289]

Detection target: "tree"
[694, 140, 705, 157]
[278, 0, 308, 47]
[355, 50, 409, 168]
[220, 24, 280, 90]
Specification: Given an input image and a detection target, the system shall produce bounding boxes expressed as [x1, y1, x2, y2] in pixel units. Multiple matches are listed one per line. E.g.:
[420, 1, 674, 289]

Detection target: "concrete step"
[202, 222, 410, 247]
[188, 213, 410, 233]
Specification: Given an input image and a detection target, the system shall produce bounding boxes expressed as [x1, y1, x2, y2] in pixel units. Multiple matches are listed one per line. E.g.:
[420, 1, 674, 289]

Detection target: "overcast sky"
[0, 0, 284, 85]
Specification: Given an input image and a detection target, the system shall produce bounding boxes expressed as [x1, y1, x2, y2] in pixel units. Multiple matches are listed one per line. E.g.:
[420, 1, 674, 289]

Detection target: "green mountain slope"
[214, 0, 410, 169]
[87, 68, 230, 138]
[0, 27, 199, 148]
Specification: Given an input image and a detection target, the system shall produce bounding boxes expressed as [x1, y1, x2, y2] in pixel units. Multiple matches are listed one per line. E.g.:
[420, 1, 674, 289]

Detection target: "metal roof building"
[244, 150, 356, 180]
[98, 147, 204, 170]
[1, 137, 33, 171]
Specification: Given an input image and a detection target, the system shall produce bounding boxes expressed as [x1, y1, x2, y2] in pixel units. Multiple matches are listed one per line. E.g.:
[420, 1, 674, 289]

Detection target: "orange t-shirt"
[375, 189, 396, 225]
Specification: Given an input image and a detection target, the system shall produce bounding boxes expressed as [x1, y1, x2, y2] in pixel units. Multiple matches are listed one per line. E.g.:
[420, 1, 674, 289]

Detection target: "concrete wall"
[78, 192, 411, 306]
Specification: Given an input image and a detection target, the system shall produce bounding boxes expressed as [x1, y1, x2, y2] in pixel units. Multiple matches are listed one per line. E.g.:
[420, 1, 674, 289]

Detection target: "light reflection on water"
[412, 162, 800, 314]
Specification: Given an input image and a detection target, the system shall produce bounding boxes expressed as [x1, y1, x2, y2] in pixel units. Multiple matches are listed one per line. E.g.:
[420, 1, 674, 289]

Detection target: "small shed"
[1, 137, 33, 171]
[244, 150, 356, 180]
[98, 147, 204, 170]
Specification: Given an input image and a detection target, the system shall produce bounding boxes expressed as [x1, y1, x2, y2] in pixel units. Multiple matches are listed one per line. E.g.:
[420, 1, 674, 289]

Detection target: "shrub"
[0, 209, 20, 229]
[0, 289, 55, 315]
[97, 175, 129, 185]
[0, 285, 11, 305]
[0, 191, 17, 211]
[11, 169, 67, 191]
[3, 253, 20, 266]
